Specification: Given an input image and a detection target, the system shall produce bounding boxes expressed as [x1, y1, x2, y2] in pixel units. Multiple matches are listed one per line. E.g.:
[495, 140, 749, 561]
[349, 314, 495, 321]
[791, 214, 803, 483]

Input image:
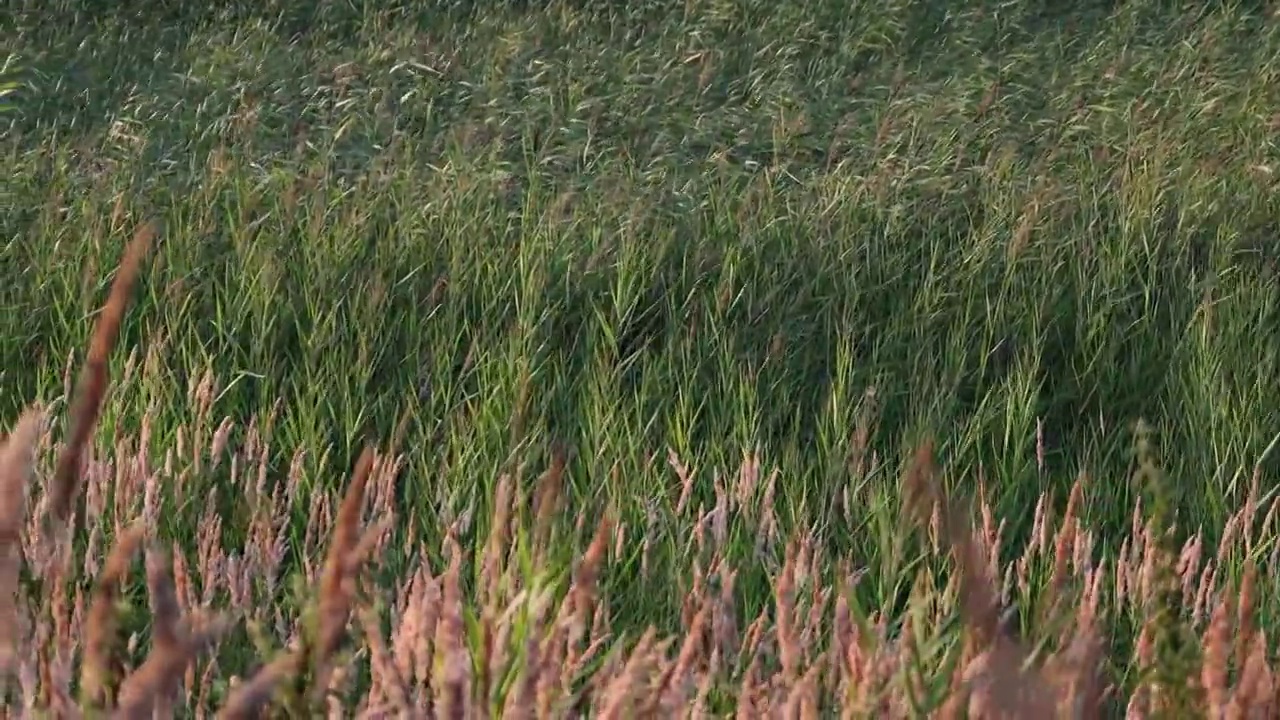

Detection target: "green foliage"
[0, 54, 21, 115]
[5, 0, 1280, 707]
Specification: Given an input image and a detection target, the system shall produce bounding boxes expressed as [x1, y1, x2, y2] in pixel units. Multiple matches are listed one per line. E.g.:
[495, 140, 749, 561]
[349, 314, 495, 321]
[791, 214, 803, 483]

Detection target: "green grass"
[6, 0, 1280, 690]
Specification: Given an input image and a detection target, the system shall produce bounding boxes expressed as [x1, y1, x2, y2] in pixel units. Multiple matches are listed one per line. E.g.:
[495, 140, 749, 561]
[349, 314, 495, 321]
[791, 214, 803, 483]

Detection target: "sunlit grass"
[5, 0, 1280, 714]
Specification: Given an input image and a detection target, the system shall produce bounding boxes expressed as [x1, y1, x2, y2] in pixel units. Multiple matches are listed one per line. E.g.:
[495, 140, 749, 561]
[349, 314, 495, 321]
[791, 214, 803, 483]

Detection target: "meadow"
[4, 0, 1280, 715]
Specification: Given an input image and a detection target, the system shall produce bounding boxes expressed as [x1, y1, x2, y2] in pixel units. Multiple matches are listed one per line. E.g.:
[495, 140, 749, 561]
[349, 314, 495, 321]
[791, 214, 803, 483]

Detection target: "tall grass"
[5, 0, 1280, 715]
[2, 234, 1278, 715]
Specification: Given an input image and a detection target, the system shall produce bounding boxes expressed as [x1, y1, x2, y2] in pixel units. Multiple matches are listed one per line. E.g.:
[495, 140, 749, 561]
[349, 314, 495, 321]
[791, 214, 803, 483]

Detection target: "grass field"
[6, 0, 1280, 715]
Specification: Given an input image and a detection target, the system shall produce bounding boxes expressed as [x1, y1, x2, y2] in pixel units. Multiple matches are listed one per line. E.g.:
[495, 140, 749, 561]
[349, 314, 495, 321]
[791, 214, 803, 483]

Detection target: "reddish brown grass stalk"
[114, 550, 228, 719]
[313, 446, 375, 696]
[79, 522, 146, 708]
[217, 650, 303, 719]
[49, 222, 155, 531]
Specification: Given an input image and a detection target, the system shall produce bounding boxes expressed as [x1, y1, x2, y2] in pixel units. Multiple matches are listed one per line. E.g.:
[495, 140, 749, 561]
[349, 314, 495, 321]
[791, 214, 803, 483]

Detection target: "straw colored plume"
[0, 410, 43, 681]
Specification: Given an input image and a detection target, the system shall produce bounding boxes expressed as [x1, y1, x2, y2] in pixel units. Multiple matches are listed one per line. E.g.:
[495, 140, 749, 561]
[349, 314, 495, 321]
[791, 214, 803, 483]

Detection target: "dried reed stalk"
[49, 222, 155, 531]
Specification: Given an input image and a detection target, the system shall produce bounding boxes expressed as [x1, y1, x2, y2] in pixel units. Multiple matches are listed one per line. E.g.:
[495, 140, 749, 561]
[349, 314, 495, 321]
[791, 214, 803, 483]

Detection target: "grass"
[4, 0, 1280, 715]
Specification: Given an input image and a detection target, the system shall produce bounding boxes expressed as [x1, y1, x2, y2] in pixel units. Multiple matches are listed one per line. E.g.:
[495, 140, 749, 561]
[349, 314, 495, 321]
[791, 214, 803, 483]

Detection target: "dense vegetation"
[4, 0, 1280, 715]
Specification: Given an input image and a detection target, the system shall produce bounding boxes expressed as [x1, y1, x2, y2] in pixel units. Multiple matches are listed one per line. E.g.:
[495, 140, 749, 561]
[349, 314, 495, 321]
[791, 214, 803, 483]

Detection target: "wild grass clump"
[3, 223, 1277, 718]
